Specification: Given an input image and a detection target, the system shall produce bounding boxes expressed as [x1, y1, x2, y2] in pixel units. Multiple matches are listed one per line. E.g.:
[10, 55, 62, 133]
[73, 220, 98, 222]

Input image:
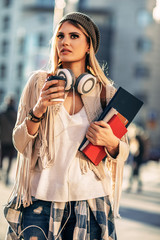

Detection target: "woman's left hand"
[86, 121, 119, 157]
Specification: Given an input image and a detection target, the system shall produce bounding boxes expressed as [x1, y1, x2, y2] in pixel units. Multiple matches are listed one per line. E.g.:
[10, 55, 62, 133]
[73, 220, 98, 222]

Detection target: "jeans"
[22, 200, 101, 240]
[22, 200, 51, 240]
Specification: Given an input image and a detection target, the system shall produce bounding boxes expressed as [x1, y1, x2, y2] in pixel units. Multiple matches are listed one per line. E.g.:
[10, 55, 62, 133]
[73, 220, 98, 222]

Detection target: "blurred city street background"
[0, 158, 160, 240]
[1, 0, 160, 239]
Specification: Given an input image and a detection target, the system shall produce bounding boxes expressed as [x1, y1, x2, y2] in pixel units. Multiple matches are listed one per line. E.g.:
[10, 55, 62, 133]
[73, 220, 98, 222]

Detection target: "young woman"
[4, 12, 129, 240]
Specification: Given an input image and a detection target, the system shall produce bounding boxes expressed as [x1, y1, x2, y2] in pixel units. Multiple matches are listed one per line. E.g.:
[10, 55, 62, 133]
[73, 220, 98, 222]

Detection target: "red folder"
[108, 114, 128, 138]
[81, 114, 127, 166]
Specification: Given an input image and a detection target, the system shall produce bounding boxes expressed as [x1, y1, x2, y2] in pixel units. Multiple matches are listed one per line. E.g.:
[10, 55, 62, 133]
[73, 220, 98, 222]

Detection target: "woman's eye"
[57, 34, 64, 39]
[71, 34, 79, 39]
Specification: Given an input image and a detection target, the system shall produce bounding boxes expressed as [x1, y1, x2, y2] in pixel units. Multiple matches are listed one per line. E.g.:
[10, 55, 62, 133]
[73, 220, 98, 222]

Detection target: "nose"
[62, 36, 69, 46]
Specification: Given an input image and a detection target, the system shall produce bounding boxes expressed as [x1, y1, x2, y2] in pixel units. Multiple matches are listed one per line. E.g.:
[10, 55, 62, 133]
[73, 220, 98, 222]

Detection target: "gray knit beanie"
[59, 12, 100, 53]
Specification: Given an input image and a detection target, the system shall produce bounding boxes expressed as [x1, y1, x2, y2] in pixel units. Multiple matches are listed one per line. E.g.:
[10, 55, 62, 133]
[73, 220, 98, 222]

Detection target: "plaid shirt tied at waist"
[4, 196, 117, 240]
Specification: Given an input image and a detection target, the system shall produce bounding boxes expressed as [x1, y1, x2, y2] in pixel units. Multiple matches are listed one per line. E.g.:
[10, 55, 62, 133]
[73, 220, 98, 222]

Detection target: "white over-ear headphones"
[56, 69, 97, 95]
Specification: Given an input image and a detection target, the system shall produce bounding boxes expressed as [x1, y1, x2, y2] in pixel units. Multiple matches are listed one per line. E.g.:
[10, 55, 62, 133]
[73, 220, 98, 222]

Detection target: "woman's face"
[56, 21, 89, 66]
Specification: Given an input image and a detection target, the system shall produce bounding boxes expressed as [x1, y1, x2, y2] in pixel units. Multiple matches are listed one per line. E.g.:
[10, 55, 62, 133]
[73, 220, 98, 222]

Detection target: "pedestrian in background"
[0, 96, 17, 185]
[127, 123, 150, 192]
[4, 12, 129, 240]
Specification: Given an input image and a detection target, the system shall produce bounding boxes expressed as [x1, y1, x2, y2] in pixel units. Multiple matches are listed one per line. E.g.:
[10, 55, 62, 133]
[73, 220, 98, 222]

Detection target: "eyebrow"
[57, 31, 81, 35]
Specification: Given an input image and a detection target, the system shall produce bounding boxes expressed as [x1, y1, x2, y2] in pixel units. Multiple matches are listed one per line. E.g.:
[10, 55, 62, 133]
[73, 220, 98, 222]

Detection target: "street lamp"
[53, 0, 66, 30]
[64, 0, 79, 14]
[153, 0, 160, 23]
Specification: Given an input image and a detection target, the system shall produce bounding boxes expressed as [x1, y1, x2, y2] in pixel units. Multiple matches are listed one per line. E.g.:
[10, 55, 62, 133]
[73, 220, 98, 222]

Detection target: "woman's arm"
[26, 76, 65, 135]
[13, 72, 64, 153]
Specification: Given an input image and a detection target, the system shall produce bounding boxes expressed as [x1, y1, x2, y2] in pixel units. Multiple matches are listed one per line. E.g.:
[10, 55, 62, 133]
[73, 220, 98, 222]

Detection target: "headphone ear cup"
[75, 73, 97, 95]
[57, 69, 75, 91]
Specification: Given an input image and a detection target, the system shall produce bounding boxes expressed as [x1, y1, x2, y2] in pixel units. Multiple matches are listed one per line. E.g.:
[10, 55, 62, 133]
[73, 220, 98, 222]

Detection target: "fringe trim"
[7, 152, 33, 209]
[78, 151, 106, 181]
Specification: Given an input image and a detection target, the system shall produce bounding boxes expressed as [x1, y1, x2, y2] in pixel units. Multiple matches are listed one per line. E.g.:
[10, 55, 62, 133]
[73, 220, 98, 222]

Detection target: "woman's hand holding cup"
[33, 76, 65, 117]
[47, 75, 66, 103]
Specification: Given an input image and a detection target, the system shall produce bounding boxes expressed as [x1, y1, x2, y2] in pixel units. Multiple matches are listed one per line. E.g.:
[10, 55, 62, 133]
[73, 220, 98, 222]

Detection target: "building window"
[3, 0, 12, 7]
[134, 64, 150, 78]
[0, 89, 5, 104]
[0, 63, 7, 79]
[18, 37, 25, 54]
[2, 16, 10, 31]
[137, 9, 153, 27]
[1, 39, 9, 55]
[38, 33, 46, 47]
[136, 38, 152, 52]
[17, 63, 24, 79]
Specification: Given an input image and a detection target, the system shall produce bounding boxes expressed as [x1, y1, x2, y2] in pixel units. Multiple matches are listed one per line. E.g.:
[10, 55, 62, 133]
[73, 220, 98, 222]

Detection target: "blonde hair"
[48, 20, 112, 86]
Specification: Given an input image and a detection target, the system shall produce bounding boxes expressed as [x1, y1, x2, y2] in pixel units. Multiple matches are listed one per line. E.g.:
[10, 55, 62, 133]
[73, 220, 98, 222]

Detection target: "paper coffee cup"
[47, 75, 66, 102]
[50, 79, 66, 102]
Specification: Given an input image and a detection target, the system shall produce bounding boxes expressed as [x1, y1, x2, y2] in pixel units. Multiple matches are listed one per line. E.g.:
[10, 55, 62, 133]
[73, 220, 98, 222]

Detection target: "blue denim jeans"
[22, 200, 101, 240]
[22, 200, 51, 240]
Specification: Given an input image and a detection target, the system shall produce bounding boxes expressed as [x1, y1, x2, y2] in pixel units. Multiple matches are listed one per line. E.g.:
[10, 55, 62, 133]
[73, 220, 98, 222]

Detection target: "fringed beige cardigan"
[10, 71, 129, 217]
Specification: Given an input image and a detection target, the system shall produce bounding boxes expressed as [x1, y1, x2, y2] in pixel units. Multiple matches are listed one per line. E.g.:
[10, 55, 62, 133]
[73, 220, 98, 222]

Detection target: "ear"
[86, 46, 90, 54]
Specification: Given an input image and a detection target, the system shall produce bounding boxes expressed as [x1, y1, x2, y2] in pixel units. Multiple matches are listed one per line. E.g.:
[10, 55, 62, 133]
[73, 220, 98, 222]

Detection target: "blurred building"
[0, 0, 160, 149]
[78, 0, 160, 149]
[0, 0, 55, 104]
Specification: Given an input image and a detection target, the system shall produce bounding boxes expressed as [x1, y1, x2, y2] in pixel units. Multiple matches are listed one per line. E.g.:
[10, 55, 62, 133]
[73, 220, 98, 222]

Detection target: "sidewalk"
[0, 160, 160, 240]
[116, 160, 160, 240]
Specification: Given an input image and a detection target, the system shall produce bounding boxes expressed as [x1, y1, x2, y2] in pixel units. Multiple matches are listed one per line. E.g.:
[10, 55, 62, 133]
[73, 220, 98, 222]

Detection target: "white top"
[30, 105, 111, 202]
